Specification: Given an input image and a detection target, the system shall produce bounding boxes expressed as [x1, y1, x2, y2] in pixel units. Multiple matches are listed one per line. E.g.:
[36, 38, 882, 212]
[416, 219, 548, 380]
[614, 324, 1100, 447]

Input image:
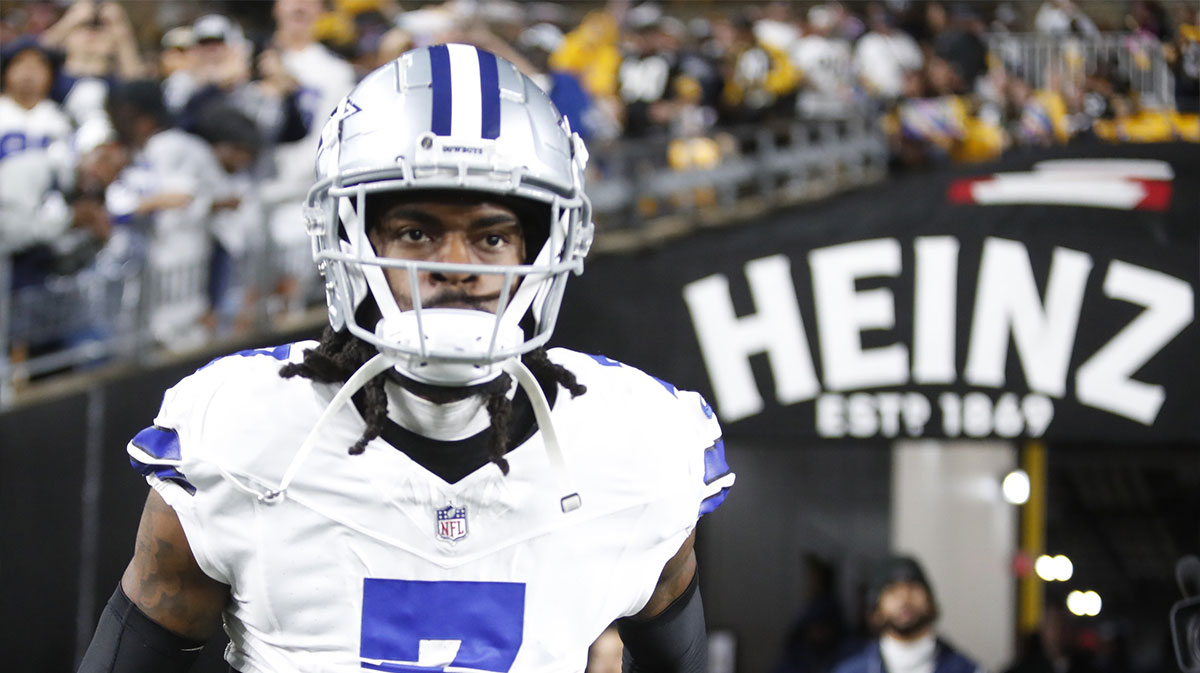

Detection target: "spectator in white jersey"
[78, 44, 733, 673]
[792, 5, 856, 119]
[854, 3, 924, 102]
[192, 104, 265, 337]
[104, 79, 231, 348]
[0, 38, 71, 163]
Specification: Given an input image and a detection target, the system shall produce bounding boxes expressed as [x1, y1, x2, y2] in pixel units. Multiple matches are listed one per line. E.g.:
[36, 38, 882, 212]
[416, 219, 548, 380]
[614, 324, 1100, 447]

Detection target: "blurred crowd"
[1, 0, 1198, 365]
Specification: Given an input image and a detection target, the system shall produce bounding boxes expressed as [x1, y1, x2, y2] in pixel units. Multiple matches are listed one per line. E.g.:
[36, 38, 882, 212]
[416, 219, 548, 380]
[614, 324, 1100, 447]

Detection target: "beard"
[879, 611, 936, 639]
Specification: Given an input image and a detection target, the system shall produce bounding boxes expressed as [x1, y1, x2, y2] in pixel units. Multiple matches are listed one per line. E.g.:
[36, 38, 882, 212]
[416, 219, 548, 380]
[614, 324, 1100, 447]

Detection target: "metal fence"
[986, 32, 1176, 109]
[0, 115, 887, 408]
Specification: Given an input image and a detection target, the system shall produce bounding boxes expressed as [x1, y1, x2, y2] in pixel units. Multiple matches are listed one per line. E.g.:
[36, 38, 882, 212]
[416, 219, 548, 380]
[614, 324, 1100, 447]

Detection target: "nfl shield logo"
[436, 504, 468, 542]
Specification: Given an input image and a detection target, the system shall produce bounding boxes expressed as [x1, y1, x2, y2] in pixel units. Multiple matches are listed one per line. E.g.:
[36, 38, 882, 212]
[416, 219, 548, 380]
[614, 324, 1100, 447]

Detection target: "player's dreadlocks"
[279, 326, 586, 474]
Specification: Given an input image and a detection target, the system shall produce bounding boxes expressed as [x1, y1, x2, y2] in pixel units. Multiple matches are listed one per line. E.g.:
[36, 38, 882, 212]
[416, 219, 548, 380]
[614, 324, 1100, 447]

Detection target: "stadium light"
[1002, 469, 1031, 505]
[1052, 555, 1073, 581]
[1035, 554, 1074, 581]
[1067, 590, 1102, 616]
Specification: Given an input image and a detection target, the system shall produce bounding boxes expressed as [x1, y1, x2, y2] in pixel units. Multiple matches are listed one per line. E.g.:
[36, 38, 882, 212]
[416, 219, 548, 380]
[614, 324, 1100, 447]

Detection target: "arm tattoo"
[121, 490, 229, 640]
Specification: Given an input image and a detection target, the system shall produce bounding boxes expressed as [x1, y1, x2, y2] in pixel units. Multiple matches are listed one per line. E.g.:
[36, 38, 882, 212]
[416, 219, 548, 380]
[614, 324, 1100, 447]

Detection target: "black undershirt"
[351, 369, 559, 483]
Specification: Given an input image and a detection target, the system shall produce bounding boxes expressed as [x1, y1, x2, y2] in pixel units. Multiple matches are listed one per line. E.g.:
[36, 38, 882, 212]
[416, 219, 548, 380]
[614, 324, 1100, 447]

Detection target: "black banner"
[554, 143, 1199, 443]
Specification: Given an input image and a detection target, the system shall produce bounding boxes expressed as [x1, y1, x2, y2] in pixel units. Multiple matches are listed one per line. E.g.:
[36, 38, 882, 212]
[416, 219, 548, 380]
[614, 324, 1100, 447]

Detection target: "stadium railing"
[986, 32, 1176, 109]
[0, 113, 887, 408]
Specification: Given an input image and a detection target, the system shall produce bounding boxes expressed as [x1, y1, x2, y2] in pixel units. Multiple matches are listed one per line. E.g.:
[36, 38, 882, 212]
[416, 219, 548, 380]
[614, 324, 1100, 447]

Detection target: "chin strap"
[214, 351, 581, 514]
[502, 358, 582, 513]
[214, 353, 395, 504]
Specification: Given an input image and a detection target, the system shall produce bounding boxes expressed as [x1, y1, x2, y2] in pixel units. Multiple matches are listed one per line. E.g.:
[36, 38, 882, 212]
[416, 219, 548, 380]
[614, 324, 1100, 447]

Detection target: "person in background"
[104, 79, 229, 349]
[193, 104, 264, 338]
[38, 0, 143, 81]
[932, 5, 989, 96]
[0, 125, 132, 373]
[171, 13, 309, 148]
[159, 26, 198, 113]
[550, 10, 623, 118]
[833, 555, 985, 673]
[617, 3, 684, 138]
[854, 3, 924, 102]
[791, 4, 856, 119]
[38, 0, 144, 129]
[0, 38, 71, 163]
[259, 0, 357, 319]
[1033, 0, 1099, 37]
[519, 21, 605, 142]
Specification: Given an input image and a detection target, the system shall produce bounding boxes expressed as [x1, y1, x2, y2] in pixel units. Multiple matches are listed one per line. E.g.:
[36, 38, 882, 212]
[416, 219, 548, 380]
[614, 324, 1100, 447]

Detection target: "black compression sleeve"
[76, 584, 206, 673]
[616, 573, 707, 673]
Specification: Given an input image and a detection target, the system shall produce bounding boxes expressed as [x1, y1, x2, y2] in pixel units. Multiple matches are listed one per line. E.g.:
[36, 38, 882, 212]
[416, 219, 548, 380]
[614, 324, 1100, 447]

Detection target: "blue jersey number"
[360, 579, 526, 673]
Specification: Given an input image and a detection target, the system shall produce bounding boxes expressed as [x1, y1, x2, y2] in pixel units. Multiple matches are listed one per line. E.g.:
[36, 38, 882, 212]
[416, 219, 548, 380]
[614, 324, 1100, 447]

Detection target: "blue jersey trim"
[131, 425, 182, 461]
[702, 439, 731, 485]
[477, 49, 500, 139]
[699, 488, 730, 516]
[650, 375, 679, 397]
[429, 44, 453, 136]
[198, 343, 293, 370]
[586, 353, 622, 368]
[586, 353, 680, 396]
[129, 457, 196, 495]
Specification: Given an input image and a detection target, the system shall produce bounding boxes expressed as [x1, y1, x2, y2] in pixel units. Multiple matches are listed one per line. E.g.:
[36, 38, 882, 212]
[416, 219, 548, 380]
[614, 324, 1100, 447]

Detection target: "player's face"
[874, 580, 935, 638]
[369, 199, 526, 313]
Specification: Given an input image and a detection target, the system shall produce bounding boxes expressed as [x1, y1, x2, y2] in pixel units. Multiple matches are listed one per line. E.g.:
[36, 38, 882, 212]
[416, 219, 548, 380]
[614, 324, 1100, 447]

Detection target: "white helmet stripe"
[429, 43, 501, 139]
[446, 44, 482, 139]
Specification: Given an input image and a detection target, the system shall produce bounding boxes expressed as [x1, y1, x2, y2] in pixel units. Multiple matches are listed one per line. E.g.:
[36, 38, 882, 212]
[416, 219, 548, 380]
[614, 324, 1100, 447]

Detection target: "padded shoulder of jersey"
[547, 348, 719, 436]
[545, 347, 731, 517]
[128, 341, 320, 476]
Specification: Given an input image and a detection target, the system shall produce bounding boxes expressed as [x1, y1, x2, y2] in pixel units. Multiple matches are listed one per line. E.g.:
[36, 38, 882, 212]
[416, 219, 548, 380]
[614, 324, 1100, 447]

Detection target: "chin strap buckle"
[560, 493, 582, 513]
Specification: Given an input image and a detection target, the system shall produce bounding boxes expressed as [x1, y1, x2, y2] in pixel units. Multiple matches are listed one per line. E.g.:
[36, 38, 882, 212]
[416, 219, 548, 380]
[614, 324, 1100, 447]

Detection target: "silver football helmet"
[306, 44, 594, 387]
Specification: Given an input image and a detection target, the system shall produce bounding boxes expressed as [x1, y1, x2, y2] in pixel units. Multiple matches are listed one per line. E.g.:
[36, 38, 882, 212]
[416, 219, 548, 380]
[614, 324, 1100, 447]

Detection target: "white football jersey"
[0, 95, 73, 162]
[128, 343, 734, 673]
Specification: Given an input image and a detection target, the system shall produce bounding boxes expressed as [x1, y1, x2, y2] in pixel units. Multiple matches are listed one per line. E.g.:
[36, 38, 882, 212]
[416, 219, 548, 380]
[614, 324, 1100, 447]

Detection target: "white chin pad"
[377, 308, 525, 386]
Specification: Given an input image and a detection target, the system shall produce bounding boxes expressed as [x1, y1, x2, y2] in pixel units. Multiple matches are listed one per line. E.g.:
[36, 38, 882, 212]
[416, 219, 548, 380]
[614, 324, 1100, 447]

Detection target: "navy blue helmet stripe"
[429, 44, 452, 136]
[478, 49, 500, 139]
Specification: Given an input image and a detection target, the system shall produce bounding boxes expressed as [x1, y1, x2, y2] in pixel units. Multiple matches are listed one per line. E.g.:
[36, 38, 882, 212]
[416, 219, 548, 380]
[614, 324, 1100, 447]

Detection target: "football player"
[78, 44, 734, 673]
